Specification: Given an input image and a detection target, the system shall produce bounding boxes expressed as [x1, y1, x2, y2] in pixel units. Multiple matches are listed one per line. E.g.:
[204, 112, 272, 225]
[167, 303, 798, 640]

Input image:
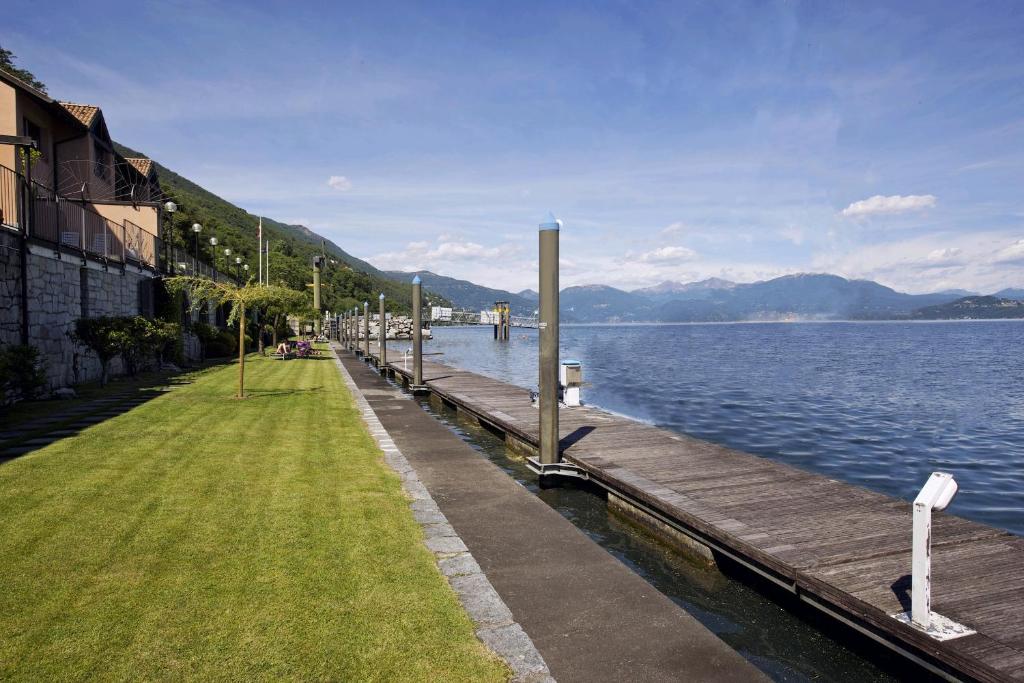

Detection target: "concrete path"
[337, 349, 766, 682]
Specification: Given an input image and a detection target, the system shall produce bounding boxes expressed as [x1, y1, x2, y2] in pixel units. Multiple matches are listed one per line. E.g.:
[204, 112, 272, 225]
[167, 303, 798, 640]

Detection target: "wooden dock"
[360, 347, 1024, 682]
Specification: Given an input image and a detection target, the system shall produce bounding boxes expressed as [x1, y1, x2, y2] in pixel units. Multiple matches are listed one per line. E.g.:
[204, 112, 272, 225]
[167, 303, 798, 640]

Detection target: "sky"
[7, 1, 1024, 293]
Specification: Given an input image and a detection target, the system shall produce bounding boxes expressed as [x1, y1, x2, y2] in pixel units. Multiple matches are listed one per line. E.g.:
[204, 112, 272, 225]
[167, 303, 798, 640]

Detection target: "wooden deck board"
[375, 353, 1024, 680]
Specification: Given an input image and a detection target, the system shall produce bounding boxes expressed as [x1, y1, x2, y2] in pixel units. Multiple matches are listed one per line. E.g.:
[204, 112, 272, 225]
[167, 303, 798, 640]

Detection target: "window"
[93, 139, 109, 179]
[22, 118, 46, 161]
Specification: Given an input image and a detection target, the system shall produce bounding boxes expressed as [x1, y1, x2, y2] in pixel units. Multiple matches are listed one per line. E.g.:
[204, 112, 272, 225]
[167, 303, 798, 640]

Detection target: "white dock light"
[893, 472, 975, 640]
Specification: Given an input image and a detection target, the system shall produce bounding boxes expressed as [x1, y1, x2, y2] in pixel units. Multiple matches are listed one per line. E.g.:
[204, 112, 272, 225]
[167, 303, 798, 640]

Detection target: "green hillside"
[114, 143, 441, 315]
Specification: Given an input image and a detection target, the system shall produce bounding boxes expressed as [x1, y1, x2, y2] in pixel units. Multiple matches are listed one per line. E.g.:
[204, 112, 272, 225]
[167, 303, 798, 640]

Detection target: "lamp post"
[235, 256, 242, 281]
[243, 263, 249, 282]
[209, 236, 218, 280]
[191, 223, 202, 274]
[162, 201, 177, 272]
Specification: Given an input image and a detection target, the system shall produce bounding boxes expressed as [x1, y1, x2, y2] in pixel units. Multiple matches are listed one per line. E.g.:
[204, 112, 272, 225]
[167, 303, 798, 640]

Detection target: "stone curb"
[331, 346, 554, 683]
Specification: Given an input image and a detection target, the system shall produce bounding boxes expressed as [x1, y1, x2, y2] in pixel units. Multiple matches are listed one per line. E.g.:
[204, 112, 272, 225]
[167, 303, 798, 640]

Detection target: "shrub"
[0, 344, 47, 405]
[205, 329, 237, 358]
[70, 316, 182, 385]
[192, 322, 220, 361]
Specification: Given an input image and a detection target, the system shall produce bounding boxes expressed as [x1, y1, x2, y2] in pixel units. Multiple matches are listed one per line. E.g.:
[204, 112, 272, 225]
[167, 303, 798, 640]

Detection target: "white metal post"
[912, 496, 934, 628]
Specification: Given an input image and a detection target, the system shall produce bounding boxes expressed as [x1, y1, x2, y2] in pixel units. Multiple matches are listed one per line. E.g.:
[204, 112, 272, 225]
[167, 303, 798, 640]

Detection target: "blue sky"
[7, 1, 1024, 292]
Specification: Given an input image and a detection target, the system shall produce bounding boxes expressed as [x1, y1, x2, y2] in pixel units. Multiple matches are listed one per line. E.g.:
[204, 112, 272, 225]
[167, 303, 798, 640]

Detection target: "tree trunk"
[100, 359, 108, 387]
[237, 303, 246, 398]
[272, 314, 280, 349]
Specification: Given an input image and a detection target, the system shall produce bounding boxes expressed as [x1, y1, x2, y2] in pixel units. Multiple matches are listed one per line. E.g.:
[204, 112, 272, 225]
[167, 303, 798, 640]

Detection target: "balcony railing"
[1, 162, 235, 282]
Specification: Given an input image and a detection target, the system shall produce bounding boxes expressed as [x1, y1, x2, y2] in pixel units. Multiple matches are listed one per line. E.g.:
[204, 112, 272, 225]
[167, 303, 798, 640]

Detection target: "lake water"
[425, 321, 1024, 536]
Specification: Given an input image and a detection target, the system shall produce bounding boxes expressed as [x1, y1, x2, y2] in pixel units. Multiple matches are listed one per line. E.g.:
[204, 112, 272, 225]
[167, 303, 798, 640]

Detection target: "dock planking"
[365, 347, 1024, 682]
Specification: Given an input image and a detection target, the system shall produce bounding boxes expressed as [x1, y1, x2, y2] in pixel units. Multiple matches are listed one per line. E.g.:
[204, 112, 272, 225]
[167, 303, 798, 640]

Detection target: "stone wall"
[0, 227, 173, 390]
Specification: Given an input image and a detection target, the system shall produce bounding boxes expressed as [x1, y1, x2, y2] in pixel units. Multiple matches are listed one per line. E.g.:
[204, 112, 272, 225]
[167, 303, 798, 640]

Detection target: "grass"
[0, 352, 507, 681]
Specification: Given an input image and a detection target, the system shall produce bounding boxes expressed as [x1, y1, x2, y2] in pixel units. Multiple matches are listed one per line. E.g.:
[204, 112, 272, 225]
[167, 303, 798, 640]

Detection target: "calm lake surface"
[426, 321, 1024, 536]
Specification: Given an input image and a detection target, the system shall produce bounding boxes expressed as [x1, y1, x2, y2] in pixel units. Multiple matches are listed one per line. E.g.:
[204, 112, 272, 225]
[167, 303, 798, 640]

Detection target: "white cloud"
[840, 194, 936, 217]
[811, 231, 1024, 294]
[777, 226, 805, 245]
[659, 222, 687, 237]
[367, 238, 519, 274]
[991, 239, 1024, 265]
[637, 246, 698, 264]
[327, 175, 353, 192]
[925, 247, 963, 266]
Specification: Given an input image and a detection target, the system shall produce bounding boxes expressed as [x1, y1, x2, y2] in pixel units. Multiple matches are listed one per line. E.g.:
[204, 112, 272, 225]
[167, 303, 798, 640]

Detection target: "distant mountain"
[633, 277, 737, 303]
[380, 267, 1011, 323]
[993, 288, 1024, 299]
[383, 270, 534, 315]
[911, 296, 1024, 320]
[936, 289, 978, 298]
[560, 285, 654, 323]
[656, 274, 959, 322]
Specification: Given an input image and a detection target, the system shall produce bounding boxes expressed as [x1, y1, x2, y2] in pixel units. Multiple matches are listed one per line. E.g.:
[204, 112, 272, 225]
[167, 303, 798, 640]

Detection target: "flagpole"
[257, 217, 263, 285]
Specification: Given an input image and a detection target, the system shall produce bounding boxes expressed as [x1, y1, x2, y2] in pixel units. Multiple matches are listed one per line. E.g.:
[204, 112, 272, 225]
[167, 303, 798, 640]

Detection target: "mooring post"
[363, 301, 370, 358]
[378, 293, 387, 370]
[412, 275, 423, 386]
[539, 213, 561, 465]
[351, 307, 358, 351]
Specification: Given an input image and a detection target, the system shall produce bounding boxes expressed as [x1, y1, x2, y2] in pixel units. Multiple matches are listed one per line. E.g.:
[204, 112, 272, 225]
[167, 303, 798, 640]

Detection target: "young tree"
[69, 318, 122, 386]
[260, 288, 308, 354]
[165, 277, 299, 398]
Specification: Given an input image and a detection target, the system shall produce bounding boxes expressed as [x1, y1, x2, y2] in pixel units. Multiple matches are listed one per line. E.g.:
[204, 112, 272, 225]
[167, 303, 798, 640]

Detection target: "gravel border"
[332, 349, 554, 683]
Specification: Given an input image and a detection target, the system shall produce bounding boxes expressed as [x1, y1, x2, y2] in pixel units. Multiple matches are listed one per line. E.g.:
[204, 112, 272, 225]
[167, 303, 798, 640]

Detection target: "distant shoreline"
[531, 318, 1024, 328]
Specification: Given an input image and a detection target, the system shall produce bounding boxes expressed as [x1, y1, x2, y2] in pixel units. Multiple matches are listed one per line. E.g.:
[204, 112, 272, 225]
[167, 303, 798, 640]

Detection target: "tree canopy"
[0, 46, 47, 93]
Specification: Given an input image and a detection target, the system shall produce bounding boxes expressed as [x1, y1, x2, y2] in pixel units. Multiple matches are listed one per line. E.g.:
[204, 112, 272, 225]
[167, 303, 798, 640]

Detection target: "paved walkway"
[337, 348, 765, 682]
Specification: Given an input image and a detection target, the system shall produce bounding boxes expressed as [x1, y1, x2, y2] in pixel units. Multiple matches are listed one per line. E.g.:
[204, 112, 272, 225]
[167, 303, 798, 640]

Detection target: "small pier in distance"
[366, 348, 1024, 682]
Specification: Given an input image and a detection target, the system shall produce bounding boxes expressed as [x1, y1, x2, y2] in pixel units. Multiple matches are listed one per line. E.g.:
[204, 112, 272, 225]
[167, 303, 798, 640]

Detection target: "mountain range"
[383, 271, 1024, 322]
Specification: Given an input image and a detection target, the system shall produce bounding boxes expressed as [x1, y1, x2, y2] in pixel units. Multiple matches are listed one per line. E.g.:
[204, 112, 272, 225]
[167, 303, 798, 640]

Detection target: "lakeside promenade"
[361, 342, 1024, 682]
[335, 343, 765, 682]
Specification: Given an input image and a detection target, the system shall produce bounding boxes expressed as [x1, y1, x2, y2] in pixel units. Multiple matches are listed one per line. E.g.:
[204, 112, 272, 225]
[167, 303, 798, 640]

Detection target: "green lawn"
[0, 353, 507, 681]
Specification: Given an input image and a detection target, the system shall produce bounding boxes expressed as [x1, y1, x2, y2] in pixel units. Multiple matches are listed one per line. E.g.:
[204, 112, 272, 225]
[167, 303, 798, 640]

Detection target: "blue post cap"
[539, 212, 561, 231]
[412, 275, 421, 285]
[379, 293, 385, 300]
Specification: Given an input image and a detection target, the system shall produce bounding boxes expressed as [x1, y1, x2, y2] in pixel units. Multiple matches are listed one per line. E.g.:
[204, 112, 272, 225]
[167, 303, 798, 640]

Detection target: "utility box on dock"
[560, 360, 582, 407]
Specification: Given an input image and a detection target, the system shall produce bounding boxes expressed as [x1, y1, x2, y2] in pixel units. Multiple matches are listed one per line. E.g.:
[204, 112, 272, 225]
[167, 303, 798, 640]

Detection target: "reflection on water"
[416, 395, 922, 682]
[426, 321, 1024, 536]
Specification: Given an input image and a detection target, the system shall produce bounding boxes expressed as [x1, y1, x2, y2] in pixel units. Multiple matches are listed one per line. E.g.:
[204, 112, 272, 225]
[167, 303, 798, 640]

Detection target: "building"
[0, 68, 163, 258]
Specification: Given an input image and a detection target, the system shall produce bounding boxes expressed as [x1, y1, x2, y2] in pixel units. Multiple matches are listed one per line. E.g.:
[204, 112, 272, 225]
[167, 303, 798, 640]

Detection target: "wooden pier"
[360, 348, 1024, 682]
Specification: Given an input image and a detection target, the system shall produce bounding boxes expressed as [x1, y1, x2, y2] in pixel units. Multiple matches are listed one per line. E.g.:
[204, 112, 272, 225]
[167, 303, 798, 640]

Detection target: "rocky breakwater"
[368, 315, 415, 340]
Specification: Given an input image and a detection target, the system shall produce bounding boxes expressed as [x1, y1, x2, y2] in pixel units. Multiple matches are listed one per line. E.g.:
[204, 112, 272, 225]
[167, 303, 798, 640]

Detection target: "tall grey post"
[363, 301, 370, 358]
[353, 306, 359, 351]
[313, 256, 322, 336]
[412, 275, 423, 385]
[538, 214, 561, 465]
[378, 293, 387, 369]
